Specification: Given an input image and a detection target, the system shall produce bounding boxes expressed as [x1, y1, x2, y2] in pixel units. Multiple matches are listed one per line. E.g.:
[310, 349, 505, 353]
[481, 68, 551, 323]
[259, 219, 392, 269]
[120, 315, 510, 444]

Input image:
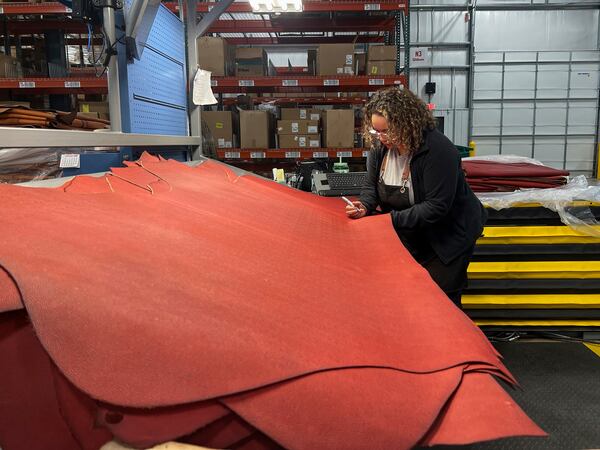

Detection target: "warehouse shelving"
[217, 148, 369, 161]
[211, 75, 406, 93]
[0, 77, 106, 94]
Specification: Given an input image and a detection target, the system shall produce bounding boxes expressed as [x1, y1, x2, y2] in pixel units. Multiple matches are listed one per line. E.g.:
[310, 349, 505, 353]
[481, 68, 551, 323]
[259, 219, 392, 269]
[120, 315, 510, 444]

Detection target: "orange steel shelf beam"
[217, 148, 369, 160]
[165, 0, 407, 13]
[0, 77, 107, 94]
[211, 75, 406, 93]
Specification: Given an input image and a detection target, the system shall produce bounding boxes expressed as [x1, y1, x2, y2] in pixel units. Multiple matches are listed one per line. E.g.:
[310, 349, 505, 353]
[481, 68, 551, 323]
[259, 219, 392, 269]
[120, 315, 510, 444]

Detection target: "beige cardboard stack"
[277, 109, 321, 149]
[196, 37, 232, 76]
[367, 45, 397, 76]
[317, 44, 354, 75]
[323, 110, 354, 148]
[78, 101, 110, 120]
[202, 111, 233, 148]
[240, 110, 270, 149]
[235, 48, 267, 76]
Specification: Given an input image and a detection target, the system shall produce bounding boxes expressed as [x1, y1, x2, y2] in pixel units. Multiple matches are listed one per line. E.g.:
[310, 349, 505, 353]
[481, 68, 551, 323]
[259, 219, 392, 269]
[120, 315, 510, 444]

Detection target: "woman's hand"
[346, 201, 367, 219]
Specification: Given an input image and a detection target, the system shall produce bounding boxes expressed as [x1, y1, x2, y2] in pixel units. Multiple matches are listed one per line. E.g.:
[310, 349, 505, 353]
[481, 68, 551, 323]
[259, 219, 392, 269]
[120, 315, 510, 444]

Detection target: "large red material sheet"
[462, 160, 569, 178]
[462, 160, 569, 192]
[0, 155, 544, 449]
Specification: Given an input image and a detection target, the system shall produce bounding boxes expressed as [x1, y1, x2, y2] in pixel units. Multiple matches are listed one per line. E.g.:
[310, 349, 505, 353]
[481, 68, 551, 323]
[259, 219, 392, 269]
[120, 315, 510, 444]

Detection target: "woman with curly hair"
[346, 86, 486, 307]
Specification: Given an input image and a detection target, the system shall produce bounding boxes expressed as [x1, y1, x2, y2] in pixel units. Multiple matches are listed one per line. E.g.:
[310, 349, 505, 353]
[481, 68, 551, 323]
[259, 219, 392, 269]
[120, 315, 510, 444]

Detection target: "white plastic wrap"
[477, 175, 600, 237]
[462, 154, 546, 166]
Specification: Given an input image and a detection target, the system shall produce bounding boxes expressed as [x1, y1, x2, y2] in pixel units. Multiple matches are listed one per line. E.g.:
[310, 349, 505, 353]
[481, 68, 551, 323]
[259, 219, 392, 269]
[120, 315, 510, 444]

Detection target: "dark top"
[360, 128, 487, 264]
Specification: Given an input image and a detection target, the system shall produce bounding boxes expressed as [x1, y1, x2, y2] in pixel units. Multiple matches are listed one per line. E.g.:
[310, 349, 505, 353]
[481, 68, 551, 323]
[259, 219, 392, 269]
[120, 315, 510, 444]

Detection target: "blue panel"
[62, 151, 130, 176]
[130, 100, 188, 135]
[120, 3, 188, 136]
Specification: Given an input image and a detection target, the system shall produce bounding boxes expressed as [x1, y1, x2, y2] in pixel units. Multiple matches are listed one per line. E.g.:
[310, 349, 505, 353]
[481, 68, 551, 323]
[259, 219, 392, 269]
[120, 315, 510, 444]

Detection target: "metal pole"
[103, 7, 123, 132]
[186, 0, 202, 158]
[467, 0, 476, 143]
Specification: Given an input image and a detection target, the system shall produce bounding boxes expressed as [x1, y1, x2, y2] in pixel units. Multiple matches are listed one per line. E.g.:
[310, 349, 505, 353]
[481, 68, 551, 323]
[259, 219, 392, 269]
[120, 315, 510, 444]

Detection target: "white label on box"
[364, 3, 381, 10]
[64, 81, 81, 88]
[323, 79, 340, 86]
[285, 151, 301, 158]
[291, 122, 299, 133]
[0, 7, 4, 13]
[309, 140, 320, 148]
[336, 67, 344, 74]
[59, 154, 80, 169]
[310, 113, 320, 121]
[250, 151, 266, 158]
[345, 54, 353, 65]
[308, 125, 318, 134]
[313, 151, 328, 158]
[225, 152, 240, 159]
[211, 79, 218, 87]
[19, 81, 35, 88]
[344, 66, 354, 74]
[282, 79, 298, 86]
[369, 78, 385, 85]
[337, 151, 353, 158]
[299, 137, 307, 147]
[238, 80, 255, 87]
[224, 141, 232, 148]
[217, 138, 225, 147]
[299, 109, 307, 119]
[362, 150, 370, 158]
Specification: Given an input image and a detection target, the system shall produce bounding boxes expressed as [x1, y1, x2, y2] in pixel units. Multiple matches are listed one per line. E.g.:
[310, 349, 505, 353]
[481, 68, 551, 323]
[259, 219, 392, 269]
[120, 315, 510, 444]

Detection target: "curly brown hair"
[363, 87, 436, 152]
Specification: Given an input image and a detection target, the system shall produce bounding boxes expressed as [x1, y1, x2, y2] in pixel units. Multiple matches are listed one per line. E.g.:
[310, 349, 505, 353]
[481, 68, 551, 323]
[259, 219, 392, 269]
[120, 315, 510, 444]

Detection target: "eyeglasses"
[368, 128, 389, 139]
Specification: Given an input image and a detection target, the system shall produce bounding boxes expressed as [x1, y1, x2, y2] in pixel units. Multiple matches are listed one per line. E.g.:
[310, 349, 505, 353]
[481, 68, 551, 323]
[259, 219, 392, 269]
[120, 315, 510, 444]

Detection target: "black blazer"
[359, 128, 487, 264]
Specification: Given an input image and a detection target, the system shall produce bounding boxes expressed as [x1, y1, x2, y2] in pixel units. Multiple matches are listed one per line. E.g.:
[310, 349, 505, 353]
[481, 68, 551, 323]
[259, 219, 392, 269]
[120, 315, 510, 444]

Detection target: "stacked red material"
[462, 159, 569, 192]
[0, 154, 545, 449]
[0, 105, 110, 131]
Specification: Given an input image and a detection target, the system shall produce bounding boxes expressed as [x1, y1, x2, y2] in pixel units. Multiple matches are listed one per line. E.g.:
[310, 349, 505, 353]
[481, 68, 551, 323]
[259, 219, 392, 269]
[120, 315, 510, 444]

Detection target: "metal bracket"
[195, 0, 236, 39]
[124, 0, 161, 60]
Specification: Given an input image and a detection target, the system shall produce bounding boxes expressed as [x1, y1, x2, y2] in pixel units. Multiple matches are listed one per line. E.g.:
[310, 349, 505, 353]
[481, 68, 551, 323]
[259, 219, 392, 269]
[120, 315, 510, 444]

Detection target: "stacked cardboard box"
[277, 108, 320, 149]
[202, 111, 233, 148]
[323, 110, 354, 148]
[196, 37, 232, 76]
[317, 44, 354, 76]
[280, 108, 321, 121]
[78, 101, 110, 120]
[367, 45, 397, 76]
[235, 48, 266, 76]
[240, 110, 271, 149]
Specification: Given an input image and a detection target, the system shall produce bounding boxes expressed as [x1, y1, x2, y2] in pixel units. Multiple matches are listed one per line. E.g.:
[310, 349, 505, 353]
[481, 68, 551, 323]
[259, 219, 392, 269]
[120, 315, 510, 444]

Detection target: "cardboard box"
[323, 110, 354, 148]
[367, 61, 397, 76]
[277, 120, 319, 135]
[79, 101, 110, 114]
[235, 47, 266, 76]
[0, 54, 22, 78]
[355, 53, 367, 75]
[280, 108, 321, 121]
[278, 134, 321, 149]
[317, 44, 354, 76]
[240, 110, 270, 149]
[197, 37, 230, 76]
[202, 111, 233, 148]
[367, 45, 397, 61]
